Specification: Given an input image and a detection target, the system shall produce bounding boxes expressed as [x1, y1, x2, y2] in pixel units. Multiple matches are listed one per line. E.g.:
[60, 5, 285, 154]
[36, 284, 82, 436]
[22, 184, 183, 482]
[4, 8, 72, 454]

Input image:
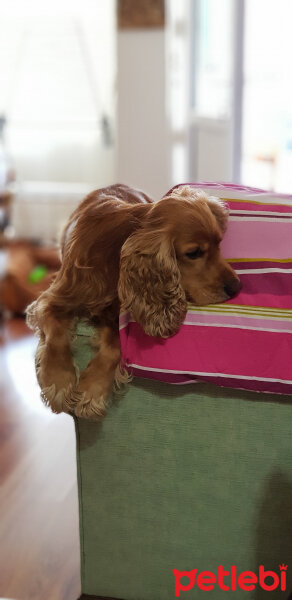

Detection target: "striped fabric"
[119, 183, 292, 395]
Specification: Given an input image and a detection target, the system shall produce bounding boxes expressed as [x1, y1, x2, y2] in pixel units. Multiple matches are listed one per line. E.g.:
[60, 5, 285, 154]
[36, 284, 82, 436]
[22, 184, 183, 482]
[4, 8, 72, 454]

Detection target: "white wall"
[189, 117, 232, 182]
[11, 181, 93, 242]
[116, 29, 171, 200]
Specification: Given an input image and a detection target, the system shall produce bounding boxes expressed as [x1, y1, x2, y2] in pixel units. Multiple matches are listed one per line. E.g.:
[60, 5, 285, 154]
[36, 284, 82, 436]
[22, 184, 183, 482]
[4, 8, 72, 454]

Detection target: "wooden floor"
[0, 318, 81, 600]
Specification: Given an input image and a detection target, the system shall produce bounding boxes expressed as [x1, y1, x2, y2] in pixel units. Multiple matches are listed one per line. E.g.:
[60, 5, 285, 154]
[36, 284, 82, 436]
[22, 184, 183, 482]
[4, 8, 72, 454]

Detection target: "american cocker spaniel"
[26, 184, 241, 420]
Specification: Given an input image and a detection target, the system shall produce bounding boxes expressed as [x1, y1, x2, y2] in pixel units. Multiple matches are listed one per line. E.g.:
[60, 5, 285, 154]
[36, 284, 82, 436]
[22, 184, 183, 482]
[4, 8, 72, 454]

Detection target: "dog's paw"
[69, 370, 111, 420]
[40, 382, 75, 414]
[36, 344, 78, 414]
[69, 389, 108, 421]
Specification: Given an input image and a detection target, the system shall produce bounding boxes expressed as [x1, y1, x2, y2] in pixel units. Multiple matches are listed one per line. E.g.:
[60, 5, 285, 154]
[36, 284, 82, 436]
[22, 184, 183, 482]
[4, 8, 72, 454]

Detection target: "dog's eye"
[185, 248, 204, 260]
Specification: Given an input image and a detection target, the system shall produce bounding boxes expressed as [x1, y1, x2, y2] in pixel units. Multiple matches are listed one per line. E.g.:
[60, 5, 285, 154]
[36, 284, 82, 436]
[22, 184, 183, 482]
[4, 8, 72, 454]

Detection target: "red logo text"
[173, 564, 288, 596]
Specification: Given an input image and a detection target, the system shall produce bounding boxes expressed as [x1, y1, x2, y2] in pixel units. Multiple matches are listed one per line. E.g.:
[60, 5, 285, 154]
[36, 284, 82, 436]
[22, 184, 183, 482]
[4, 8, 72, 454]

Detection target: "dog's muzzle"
[223, 277, 242, 299]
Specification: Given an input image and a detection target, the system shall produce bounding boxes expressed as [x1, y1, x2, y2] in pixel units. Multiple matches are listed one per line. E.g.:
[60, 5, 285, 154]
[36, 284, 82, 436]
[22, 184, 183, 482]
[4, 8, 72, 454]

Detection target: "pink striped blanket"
[119, 183, 292, 395]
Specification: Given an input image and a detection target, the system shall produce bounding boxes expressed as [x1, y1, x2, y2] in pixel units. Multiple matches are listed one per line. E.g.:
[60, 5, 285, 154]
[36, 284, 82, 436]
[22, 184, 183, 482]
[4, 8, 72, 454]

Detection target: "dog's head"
[118, 185, 241, 338]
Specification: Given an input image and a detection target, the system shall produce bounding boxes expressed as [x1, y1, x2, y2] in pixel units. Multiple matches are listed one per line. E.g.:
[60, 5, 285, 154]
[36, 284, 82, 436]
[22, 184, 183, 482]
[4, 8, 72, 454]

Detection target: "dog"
[26, 184, 241, 420]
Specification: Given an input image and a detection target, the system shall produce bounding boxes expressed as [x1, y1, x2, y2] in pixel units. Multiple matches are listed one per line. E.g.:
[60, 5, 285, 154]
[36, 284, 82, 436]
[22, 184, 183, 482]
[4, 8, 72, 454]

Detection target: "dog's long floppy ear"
[206, 196, 229, 233]
[118, 229, 187, 338]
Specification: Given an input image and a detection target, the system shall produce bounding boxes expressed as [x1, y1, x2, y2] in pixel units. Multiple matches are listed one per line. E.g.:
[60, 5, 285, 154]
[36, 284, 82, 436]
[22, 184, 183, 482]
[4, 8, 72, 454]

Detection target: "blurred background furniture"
[0, 114, 15, 240]
[0, 190, 13, 238]
[0, 240, 60, 315]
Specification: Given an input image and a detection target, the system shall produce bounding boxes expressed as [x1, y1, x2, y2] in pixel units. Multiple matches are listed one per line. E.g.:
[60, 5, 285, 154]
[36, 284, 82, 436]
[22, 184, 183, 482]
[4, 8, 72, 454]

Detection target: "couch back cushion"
[120, 183, 292, 395]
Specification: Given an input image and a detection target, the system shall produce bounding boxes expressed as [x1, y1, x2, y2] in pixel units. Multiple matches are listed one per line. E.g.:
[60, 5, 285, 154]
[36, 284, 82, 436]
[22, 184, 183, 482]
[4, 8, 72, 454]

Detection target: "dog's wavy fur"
[27, 184, 240, 420]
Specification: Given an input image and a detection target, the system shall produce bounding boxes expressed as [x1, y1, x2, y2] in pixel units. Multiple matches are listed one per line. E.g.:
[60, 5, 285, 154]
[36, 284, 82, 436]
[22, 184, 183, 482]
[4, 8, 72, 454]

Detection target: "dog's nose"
[224, 278, 242, 298]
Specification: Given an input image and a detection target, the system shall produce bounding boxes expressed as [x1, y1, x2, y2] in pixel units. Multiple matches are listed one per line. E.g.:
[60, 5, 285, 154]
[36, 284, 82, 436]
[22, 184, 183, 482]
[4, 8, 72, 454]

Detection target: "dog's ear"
[118, 229, 187, 338]
[206, 196, 229, 233]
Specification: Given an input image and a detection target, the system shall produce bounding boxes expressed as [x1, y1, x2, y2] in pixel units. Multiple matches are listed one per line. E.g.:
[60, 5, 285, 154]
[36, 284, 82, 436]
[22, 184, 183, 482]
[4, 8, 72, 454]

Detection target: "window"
[0, 0, 115, 184]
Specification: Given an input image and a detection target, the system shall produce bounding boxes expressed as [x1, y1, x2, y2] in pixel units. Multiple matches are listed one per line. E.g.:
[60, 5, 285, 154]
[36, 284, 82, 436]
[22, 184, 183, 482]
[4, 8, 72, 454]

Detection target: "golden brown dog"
[26, 184, 240, 420]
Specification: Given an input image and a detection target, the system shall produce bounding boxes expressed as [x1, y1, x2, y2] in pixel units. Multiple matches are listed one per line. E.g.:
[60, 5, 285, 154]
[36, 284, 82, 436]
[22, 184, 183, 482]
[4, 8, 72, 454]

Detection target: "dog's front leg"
[27, 301, 78, 413]
[71, 326, 121, 420]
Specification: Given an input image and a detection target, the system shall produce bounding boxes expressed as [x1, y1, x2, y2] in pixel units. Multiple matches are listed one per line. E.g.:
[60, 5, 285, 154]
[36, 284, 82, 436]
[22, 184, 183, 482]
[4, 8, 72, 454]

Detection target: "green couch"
[74, 326, 292, 600]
